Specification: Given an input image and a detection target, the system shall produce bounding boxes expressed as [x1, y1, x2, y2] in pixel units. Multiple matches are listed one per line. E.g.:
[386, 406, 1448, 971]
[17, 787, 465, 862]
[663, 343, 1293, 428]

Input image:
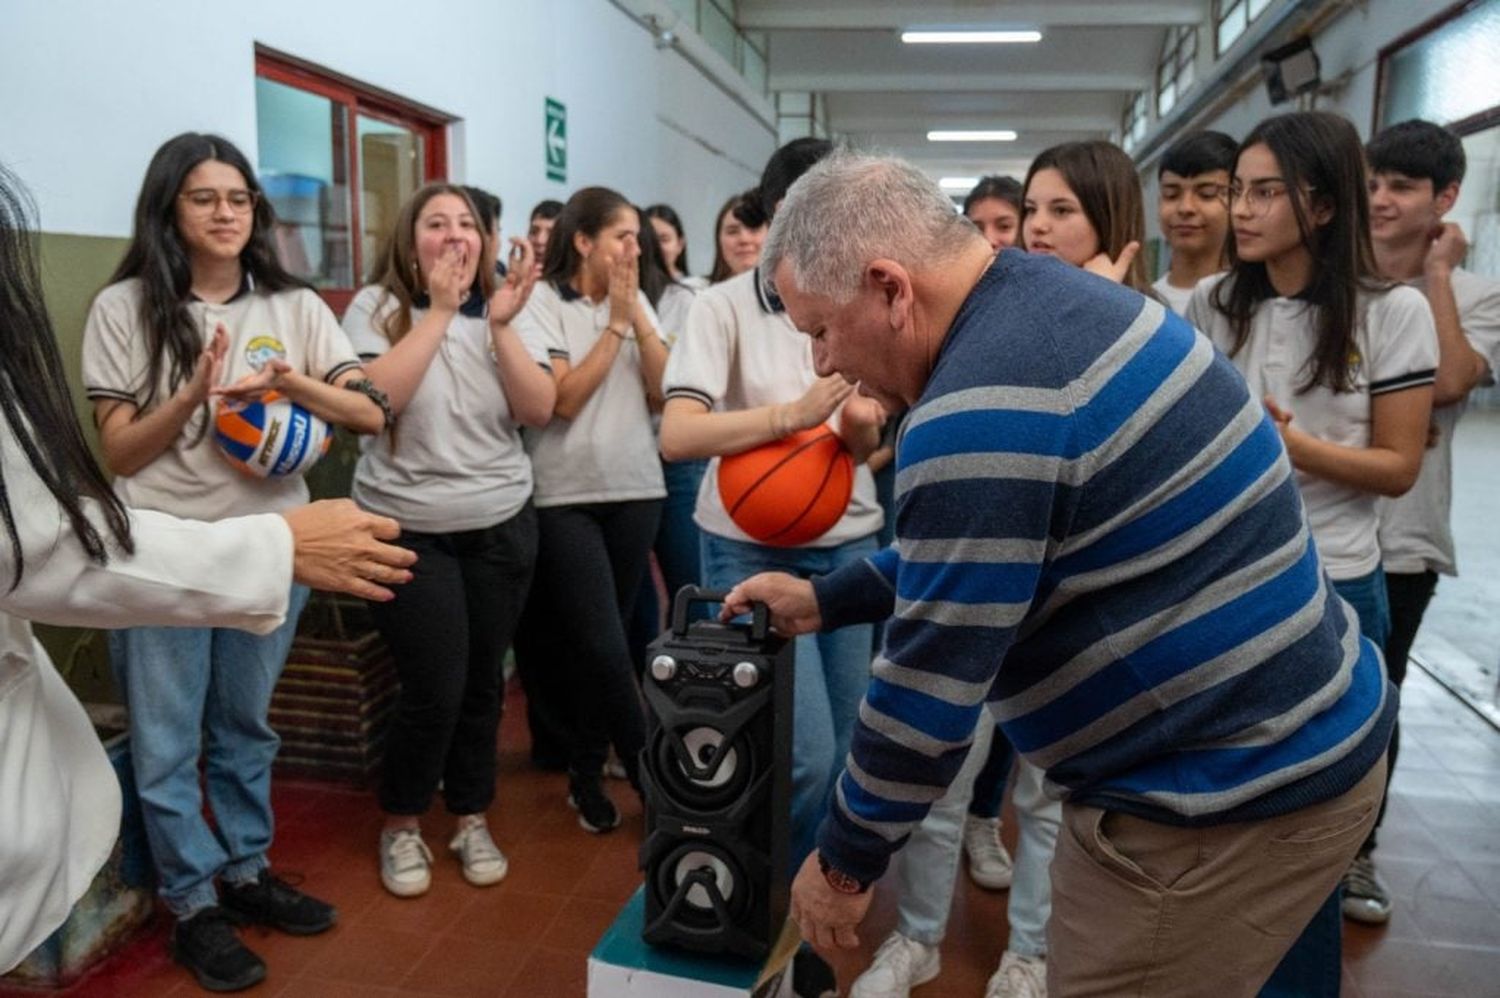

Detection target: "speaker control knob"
[732, 662, 760, 688]
[651, 655, 678, 682]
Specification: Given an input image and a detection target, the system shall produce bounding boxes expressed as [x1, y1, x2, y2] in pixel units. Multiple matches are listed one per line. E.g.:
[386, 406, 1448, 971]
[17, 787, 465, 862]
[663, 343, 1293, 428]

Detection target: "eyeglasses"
[1226, 182, 1312, 215]
[178, 188, 258, 215]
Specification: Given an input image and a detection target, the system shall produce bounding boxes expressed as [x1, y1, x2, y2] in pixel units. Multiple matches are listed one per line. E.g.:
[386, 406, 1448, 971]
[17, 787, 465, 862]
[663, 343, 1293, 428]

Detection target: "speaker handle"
[669, 585, 770, 642]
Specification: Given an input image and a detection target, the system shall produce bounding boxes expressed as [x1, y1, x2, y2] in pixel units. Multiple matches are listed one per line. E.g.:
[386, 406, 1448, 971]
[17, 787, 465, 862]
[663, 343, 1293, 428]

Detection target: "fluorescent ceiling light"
[928, 130, 1018, 142]
[902, 30, 1042, 44]
[939, 176, 980, 190]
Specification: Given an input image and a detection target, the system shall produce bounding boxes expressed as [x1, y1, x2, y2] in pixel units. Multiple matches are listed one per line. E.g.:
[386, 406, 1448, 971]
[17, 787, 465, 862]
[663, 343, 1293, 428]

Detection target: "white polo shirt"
[662, 268, 883, 548]
[1152, 275, 1195, 317]
[1188, 275, 1438, 580]
[343, 285, 549, 533]
[512, 280, 666, 507]
[1378, 267, 1500, 575]
[82, 277, 361, 522]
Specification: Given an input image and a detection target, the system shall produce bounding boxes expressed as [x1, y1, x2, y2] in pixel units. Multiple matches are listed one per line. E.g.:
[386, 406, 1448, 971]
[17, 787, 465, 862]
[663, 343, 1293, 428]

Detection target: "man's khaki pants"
[1048, 757, 1385, 997]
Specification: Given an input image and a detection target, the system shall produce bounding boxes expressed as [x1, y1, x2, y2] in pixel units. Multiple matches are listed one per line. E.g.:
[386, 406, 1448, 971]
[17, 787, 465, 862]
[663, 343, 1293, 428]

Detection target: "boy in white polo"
[1356, 119, 1500, 924]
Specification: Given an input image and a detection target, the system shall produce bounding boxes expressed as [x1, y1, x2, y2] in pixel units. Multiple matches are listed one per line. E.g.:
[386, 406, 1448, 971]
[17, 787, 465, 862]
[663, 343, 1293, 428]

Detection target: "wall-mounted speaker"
[638, 587, 794, 960]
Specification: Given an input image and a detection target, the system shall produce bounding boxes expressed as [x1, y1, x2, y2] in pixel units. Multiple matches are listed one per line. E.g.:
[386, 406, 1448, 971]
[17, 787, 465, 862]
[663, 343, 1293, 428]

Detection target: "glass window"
[1216, 0, 1247, 54]
[1380, 0, 1500, 129]
[1157, 24, 1198, 117]
[699, 0, 738, 66]
[255, 52, 447, 313]
[1121, 91, 1149, 151]
[255, 76, 353, 289]
[743, 41, 768, 95]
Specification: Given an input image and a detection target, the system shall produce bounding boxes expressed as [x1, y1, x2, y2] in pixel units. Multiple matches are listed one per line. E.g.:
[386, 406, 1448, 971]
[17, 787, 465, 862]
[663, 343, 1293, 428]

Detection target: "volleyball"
[213, 391, 332, 479]
[717, 426, 853, 547]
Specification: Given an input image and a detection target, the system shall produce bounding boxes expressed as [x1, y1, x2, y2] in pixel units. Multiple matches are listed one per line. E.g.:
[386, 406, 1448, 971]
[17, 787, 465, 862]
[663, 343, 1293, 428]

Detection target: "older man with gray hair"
[722, 153, 1392, 997]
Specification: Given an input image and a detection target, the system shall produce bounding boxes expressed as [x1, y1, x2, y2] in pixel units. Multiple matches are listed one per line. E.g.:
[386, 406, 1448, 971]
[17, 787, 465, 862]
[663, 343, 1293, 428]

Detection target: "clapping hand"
[489, 238, 539, 326]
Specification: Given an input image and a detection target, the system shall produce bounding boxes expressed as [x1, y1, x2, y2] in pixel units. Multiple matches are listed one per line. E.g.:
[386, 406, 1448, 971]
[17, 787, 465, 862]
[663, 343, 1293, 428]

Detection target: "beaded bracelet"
[344, 377, 394, 430]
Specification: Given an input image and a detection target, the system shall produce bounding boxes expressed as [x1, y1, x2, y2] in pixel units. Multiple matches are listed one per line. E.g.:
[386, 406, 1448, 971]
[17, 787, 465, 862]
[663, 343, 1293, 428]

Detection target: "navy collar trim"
[753, 265, 784, 315]
[191, 271, 254, 305]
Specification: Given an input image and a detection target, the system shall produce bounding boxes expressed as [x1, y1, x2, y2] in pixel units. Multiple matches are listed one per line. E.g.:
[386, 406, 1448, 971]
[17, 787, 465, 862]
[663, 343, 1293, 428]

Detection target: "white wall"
[0, 0, 775, 270]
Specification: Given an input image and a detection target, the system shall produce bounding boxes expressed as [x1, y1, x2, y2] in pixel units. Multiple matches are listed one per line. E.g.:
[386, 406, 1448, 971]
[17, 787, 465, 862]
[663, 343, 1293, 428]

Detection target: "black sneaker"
[220, 870, 337, 936]
[567, 773, 621, 833]
[172, 907, 266, 993]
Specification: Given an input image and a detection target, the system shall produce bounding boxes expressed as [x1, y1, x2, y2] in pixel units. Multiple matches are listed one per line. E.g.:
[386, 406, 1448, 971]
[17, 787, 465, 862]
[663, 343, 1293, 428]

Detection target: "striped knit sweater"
[811, 250, 1394, 884]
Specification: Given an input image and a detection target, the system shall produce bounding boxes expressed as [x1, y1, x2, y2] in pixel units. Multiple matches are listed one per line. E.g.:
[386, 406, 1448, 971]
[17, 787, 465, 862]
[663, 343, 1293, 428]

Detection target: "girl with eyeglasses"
[80, 132, 385, 991]
[1188, 111, 1437, 997]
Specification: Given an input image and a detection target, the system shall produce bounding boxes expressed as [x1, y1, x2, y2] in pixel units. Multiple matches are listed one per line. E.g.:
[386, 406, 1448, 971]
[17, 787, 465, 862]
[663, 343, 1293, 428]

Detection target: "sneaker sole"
[171, 943, 267, 993]
[969, 866, 1015, 891]
[381, 871, 432, 898]
[451, 848, 509, 886]
[567, 793, 621, 834]
[218, 901, 337, 937]
[1341, 898, 1392, 925]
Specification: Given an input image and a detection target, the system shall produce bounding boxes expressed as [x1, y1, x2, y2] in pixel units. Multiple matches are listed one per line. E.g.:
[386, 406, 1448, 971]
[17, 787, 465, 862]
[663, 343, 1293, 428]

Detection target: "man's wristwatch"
[818, 854, 870, 895]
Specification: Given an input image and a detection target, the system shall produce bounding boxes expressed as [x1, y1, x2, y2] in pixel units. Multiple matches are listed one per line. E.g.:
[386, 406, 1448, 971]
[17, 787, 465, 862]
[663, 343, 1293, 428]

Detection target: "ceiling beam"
[769, 70, 1151, 92]
[739, 1, 1203, 31]
[833, 113, 1117, 132]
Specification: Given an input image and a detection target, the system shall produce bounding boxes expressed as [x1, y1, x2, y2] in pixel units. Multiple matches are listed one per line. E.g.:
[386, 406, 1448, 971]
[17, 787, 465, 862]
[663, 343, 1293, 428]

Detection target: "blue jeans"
[700, 531, 877, 868]
[893, 717, 1059, 956]
[1260, 567, 1390, 998]
[110, 585, 310, 918]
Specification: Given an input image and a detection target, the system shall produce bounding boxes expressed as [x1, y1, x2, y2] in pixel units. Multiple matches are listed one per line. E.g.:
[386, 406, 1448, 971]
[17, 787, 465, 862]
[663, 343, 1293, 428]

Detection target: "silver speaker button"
[732, 661, 760, 688]
[651, 655, 678, 682]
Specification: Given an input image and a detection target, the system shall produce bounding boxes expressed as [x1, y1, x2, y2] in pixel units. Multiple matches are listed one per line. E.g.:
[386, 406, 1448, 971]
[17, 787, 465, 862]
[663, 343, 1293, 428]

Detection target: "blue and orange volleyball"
[214, 390, 332, 479]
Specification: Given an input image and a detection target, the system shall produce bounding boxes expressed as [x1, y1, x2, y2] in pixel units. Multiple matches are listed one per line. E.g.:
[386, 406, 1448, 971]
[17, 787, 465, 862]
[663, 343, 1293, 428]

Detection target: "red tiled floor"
[5, 667, 1497, 997]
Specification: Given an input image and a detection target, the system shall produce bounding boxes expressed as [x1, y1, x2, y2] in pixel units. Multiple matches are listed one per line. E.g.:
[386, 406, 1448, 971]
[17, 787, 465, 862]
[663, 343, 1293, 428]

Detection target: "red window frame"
[1374, 1, 1500, 140]
[255, 48, 451, 315]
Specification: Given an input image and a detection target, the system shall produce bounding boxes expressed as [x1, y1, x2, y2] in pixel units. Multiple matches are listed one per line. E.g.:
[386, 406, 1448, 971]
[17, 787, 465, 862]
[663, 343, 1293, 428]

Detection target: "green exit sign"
[545, 98, 567, 183]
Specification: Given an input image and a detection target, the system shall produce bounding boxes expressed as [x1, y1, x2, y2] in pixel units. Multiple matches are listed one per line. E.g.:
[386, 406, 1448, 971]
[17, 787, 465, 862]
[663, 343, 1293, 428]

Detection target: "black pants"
[1368, 569, 1439, 847]
[372, 506, 538, 816]
[528, 499, 661, 780]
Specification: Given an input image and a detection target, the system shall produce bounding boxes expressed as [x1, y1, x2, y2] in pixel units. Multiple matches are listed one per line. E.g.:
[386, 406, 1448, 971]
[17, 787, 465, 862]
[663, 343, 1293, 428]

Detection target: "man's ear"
[1434, 181, 1460, 218]
[866, 259, 911, 328]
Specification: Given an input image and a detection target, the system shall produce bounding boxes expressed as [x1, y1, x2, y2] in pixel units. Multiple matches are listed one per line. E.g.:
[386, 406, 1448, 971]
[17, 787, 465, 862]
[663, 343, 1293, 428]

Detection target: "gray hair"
[761, 152, 980, 303]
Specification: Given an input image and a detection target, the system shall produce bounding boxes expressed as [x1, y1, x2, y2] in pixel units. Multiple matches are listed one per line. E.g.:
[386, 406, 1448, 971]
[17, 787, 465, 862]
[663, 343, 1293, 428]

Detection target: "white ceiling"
[743, 0, 1210, 181]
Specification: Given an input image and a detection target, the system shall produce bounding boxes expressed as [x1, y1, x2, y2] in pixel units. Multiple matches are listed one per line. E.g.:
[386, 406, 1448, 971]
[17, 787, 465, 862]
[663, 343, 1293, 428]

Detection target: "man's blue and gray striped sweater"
[811, 250, 1394, 884]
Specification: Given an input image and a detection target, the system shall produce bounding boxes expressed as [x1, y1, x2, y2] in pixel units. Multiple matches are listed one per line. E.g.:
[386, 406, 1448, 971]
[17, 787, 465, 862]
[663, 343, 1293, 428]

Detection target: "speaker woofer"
[653, 725, 755, 811]
[654, 842, 748, 929]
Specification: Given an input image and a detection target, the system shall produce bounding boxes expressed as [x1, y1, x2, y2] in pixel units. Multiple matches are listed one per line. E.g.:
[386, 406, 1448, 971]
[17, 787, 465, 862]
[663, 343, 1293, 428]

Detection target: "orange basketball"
[718, 426, 854, 547]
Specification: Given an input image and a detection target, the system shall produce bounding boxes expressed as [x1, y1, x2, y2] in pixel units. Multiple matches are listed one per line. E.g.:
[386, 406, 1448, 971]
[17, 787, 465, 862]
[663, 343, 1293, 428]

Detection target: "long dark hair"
[1212, 112, 1386, 393]
[1024, 140, 1151, 292]
[367, 183, 497, 343]
[708, 190, 768, 284]
[0, 164, 132, 588]
[110, 133, 308, 412]
[541, 186, 634, 291]
[636, 204, 683, 309]
[643, 204, 690, 277]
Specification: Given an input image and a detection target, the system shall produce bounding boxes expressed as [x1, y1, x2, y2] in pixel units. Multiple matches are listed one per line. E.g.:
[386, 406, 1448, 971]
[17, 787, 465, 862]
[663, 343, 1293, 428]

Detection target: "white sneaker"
[963, 814, 1014, 890]
[986, 951, 1046, 998]
[850, 931, 940, 998]
[379, 828, 433, 898]
[448, 816, 508, 887]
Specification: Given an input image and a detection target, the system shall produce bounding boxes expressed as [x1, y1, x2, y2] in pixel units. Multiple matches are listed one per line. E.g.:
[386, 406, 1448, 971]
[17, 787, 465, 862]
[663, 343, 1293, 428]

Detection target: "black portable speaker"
[638, 586, 794, 960]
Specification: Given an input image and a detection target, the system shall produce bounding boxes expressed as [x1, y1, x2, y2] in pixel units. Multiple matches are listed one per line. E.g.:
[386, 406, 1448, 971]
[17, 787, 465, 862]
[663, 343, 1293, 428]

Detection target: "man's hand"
[720, 572, 821, 635]
[1424, 222, 1468, 277]
[789, 852, 871, 952]
[281, 499, 416, 602]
